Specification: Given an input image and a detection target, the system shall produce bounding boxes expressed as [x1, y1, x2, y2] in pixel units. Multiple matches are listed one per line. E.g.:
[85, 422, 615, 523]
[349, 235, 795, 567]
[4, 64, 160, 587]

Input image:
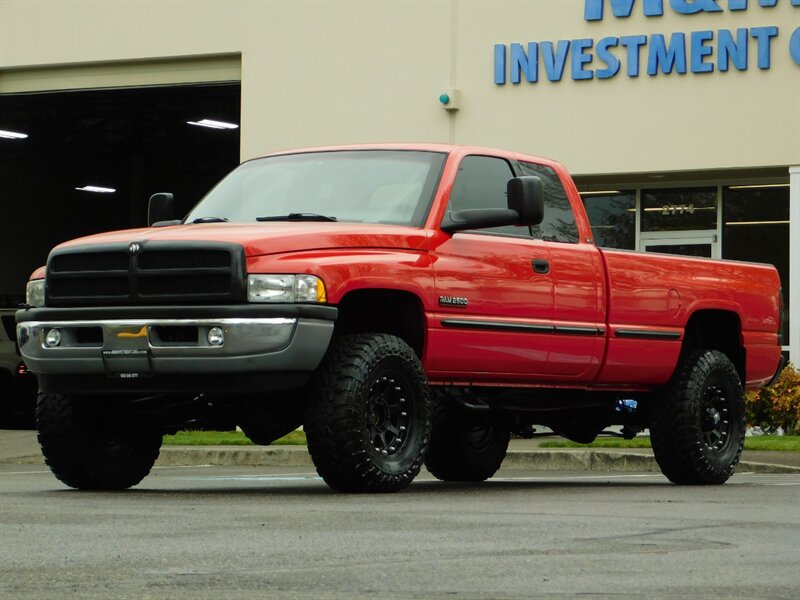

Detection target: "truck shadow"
[32, 474, 678, 497]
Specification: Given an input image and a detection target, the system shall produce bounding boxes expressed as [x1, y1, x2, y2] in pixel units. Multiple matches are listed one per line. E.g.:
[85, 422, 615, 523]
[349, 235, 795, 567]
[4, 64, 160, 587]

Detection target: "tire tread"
[305, 333, 430, 493]
[650, 350, 745, 485]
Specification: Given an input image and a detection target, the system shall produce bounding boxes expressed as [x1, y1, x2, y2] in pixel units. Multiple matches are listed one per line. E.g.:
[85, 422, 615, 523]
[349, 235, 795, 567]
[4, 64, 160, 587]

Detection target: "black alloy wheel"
[650, 349, 745, 485]
[426, 392, 510, 482]
[36, 392, 162, 490]
[305, 333, 431, 493]
[366, 373, 413, 460]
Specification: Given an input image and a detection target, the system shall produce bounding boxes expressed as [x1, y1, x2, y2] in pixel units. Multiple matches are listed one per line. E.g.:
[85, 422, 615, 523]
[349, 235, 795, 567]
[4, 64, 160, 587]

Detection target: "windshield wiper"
[256, 213, 337, 222]
[190, 217, 229, 223]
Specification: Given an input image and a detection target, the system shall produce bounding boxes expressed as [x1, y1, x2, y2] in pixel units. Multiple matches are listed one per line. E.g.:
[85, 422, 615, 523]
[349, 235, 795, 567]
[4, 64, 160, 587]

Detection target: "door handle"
[532, 259, 550, 274]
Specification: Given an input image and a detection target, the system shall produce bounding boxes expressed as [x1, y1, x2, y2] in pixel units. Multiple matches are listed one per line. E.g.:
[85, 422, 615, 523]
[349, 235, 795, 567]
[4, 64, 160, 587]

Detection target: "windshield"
[185, 150, 446, 226]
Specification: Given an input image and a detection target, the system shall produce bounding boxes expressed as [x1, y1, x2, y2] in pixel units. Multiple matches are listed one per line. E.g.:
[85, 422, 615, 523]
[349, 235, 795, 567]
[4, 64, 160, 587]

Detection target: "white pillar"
[789, 166, 800, 363]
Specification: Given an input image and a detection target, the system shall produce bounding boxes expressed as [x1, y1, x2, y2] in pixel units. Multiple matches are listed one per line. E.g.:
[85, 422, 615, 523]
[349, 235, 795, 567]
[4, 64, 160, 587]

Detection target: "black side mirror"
[440, 175, 545, 234]
[507, 176, 544, 226]
[148, 192, 179, 226]
[441, 208, 521, 233]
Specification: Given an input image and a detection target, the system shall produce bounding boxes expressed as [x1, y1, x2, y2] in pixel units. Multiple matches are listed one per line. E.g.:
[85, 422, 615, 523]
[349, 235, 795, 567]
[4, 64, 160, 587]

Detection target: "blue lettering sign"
[620, 35, 648, 76]
[647, 33, 688, 75]
[718, 28, 749, 71]
[691, 30, 715, 72]
[585, 0, 795, 20]
[494, 44, 506, 84]
[730, 0, 784, 8]
[585, 0, 664, 20]
[541, 40, 572, 81]
[572, 38, 595, 79]
[669, 0, 722, 15]
[495, 1, 795, 86]
[751, 26, 779, 68]
[511, 43, 539, 83]
[596, 37, 622, 78]
[791, 27, 800, 64]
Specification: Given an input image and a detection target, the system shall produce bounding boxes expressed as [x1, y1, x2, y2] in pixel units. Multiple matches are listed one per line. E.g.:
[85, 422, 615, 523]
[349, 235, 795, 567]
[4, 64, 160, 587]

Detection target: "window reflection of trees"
[582, 194, 636, 250]
[519, 163, 579, 244]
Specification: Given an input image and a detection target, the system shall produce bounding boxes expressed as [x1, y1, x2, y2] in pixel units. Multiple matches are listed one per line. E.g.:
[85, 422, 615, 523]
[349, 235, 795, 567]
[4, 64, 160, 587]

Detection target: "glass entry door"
[640, 234, 719, 258]
[639, 187, 720, 259]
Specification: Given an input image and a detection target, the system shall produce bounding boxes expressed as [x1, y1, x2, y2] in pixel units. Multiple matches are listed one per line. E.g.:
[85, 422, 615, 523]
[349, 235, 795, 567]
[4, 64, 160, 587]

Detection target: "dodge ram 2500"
[16, 144, 785, 492]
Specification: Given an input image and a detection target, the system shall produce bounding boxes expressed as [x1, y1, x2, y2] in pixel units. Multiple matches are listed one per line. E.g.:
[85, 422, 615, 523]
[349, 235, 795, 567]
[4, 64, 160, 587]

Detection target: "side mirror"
[441, 208, 520, 233]
[148, 192, 178, 227]
[507, 176, 544, 226]
[440, 175, 545, 233]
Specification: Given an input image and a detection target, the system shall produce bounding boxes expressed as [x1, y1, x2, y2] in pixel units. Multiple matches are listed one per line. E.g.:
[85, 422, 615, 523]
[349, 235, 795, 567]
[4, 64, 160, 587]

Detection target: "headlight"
[247, 274, 326, 303]
[26, 279, 45, 307]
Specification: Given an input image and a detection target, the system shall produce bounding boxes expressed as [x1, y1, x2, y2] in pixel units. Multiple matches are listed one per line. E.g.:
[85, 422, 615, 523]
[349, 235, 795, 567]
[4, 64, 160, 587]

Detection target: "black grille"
[48, 277, 129, 298]
[46, 242, 246, 306]
[51, 252, 128, 273]
[139, 250, 230, 270]
[1, 315, 16, 342]
[139, 274, 231, 296]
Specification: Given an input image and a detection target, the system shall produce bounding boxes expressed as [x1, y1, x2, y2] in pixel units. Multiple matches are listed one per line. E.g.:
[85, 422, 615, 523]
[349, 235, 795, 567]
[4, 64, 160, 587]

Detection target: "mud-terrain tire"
[305, 333, 431, 493]
[650, 350, 745, 485]
[36, 392, 162, 490]
[425, 395, 510, 482]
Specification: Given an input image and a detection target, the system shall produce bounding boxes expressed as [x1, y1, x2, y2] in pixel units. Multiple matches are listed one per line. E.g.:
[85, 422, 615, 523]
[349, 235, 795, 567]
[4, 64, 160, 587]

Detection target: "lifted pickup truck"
[17, 144, 784, 492]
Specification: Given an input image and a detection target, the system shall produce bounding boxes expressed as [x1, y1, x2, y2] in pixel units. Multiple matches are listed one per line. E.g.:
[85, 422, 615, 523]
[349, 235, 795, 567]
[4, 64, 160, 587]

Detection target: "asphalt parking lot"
[1, 463, 798, 599]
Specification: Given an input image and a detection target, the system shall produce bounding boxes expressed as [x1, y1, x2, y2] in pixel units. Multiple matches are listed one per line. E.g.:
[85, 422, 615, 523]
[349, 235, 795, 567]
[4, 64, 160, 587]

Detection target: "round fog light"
[45, 328, 62, 347]
[208, 327, 224, 346]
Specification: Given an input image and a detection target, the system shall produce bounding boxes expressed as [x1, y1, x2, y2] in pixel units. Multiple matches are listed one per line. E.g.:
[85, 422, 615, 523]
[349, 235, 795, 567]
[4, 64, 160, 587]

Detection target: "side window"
[447, 155, 527, 237]
[519, 162, 579, 244]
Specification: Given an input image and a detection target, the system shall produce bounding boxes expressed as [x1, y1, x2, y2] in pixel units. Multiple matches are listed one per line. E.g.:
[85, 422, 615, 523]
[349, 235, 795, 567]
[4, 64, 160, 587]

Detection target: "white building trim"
[789, 166, 800, 364]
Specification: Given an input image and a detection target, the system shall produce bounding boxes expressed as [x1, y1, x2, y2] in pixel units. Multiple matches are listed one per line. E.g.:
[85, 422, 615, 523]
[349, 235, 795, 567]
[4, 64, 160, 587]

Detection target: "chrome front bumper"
[16, 308, 335, 380]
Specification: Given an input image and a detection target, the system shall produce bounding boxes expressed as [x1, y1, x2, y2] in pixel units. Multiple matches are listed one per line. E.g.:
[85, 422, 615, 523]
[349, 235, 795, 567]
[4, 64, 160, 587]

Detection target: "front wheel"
[650, 350, 745, 485]
[305, 333, 431, 493]
[36, 393, 162, 490]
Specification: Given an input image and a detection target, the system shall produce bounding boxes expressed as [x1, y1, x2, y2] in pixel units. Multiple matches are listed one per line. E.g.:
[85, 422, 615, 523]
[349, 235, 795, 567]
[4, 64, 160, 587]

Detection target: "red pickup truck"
[16, 144, 784, 492]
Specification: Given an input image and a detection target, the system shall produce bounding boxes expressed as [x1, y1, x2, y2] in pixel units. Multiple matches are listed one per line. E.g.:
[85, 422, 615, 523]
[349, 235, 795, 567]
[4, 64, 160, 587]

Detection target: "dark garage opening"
[0, 82, 241, 307]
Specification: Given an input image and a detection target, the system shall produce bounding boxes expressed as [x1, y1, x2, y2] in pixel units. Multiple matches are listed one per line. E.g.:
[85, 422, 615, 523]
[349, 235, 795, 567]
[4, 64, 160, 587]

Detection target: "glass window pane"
[581, 192, 636, 249]
[642, 187, 717, 232]
[723, 185, 790, 340]
[645, 243, 712, 258]
[447, 155, 525, 237]
[519, 162, 579, 244]
[186, 150, 445, 227]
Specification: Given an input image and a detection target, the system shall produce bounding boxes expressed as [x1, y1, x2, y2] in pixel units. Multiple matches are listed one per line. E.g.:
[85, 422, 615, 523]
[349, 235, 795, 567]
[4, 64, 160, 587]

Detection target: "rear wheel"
[426, 396, 510, 482]
[650, 350, 745, 485]
[36, 392, 162, 490]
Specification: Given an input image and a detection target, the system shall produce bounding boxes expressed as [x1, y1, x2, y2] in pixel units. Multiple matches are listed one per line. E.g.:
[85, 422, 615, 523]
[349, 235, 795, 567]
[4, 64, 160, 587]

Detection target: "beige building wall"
[1, 0, 798, 175]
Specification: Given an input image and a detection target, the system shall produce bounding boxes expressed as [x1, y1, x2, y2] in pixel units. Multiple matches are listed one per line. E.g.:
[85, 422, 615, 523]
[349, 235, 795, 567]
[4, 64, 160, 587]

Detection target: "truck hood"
[51, 222, 431, 257]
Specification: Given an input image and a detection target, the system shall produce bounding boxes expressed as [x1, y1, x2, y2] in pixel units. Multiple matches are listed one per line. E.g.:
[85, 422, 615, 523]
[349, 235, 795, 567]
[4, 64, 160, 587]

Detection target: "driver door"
[427, 155, 555, 382]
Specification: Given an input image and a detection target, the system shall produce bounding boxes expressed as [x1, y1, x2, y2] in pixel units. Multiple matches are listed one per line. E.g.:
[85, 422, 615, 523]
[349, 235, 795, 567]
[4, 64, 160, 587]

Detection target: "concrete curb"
[148, 446, 800, 474]
[156, 445, 313, 467]
[5, 447, 799, 474]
